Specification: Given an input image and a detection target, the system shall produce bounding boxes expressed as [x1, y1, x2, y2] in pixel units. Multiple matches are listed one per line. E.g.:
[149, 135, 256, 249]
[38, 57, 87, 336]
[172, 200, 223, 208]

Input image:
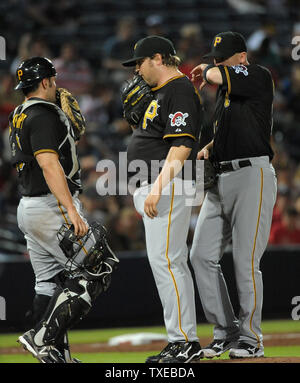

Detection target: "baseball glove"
[204, 159, 217, 190]
[121, 75, 153, 126]
[56, 88, 86, 141]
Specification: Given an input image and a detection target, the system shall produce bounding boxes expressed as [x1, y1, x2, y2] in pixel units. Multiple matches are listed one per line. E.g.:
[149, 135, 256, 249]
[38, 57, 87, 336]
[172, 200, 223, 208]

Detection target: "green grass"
[0, 351, 156, 363]
[1, 346, 300, 363]
[1, 319, 299, 348]
[1, 319, 300, 363]
[266, 345, 300, 357]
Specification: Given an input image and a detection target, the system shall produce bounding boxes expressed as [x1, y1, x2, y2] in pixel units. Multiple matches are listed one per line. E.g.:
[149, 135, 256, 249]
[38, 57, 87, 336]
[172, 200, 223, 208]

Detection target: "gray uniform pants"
[133, 178, 198, 343]
[190, 156, 277, 347]
[17, 192, 87, 296]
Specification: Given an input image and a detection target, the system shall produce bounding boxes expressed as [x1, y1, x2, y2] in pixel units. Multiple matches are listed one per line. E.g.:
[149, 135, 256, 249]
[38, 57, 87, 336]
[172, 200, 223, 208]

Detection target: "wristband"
[203, 64, 216, 84]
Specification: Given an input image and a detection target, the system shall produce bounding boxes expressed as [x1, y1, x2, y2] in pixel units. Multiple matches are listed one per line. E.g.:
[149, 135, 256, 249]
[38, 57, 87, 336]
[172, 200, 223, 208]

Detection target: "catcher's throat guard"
[57, 222, 119, 282]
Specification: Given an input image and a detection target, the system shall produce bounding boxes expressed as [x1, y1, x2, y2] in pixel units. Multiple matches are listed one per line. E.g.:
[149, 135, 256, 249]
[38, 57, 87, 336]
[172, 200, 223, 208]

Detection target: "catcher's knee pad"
[33, 277, 94, 346]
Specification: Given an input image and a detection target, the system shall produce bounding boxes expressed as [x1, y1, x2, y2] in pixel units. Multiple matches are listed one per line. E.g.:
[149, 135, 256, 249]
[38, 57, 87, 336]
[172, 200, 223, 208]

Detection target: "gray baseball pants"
[17, 192, 88, 296]
[190, 156, 277, 347]
[133, 178, 198, 343]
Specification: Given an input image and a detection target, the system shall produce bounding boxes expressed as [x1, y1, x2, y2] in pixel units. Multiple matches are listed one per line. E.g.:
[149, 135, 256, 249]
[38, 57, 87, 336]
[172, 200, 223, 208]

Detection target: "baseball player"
[189, 31, 277, 358]
[9, 57, 107, 363]
[122, 36, 204, 363]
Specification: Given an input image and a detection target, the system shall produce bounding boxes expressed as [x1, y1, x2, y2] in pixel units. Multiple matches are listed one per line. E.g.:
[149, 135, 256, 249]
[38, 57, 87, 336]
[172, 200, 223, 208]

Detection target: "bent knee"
[190, 248, 220, 270]
[35, 280, 57, 296]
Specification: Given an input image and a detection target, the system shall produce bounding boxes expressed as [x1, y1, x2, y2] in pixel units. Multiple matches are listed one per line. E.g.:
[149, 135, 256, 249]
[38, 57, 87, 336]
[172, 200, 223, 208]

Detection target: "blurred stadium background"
[1, 0, 300, 332]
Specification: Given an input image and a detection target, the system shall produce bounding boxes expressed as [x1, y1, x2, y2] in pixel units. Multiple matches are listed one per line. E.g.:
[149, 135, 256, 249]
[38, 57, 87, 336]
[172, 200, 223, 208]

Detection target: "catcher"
[9, 57, 118, 363]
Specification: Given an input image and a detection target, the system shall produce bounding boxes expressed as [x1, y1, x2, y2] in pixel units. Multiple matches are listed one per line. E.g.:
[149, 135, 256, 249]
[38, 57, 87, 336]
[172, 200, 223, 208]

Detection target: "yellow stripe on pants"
[165, 183, 188, 342]
[249, 168, 264, 346]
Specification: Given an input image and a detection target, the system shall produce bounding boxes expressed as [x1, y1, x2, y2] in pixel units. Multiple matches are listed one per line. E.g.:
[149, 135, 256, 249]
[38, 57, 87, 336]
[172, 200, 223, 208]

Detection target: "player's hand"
[191, 64, 208, 83]
[67, 206, 88, 237]
[197, 146, 210, 160]
[144, 191, 161, 219]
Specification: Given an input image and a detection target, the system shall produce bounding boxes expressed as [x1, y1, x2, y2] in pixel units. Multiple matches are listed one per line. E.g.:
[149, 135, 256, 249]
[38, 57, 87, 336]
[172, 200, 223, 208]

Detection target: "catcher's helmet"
[15, 56, 56, 90]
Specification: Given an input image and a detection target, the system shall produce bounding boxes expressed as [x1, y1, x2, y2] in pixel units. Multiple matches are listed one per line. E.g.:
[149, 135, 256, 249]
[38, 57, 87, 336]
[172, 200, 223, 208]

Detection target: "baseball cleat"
[200, 339, 236, 359]
[229, 342, 264, 359]
[159, 341, 202, 363]
[71, 357, 82, 363]
[146, 342, 181, 363]
[18, 329, 66, 363]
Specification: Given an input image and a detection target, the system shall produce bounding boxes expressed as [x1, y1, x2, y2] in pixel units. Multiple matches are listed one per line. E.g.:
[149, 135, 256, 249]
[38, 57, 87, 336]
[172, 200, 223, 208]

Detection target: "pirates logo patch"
[169, 112, 189, 127]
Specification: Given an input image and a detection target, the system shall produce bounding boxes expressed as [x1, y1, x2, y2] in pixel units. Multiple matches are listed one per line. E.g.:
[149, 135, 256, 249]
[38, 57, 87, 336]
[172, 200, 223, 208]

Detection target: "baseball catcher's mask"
[57, 222, 119, 283]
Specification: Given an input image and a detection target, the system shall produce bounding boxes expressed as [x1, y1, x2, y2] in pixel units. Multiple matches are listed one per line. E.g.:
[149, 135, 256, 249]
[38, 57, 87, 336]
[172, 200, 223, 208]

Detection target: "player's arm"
[191, 64, 223, 89]
[144, 145, 191, 219]
[35, 152, 88, 237]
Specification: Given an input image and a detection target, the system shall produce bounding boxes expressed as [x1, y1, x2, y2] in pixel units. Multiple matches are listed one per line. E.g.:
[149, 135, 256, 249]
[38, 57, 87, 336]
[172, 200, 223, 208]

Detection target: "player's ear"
[153, 53, 163, 66]
[48, 76, 56, 88]
[40, 78, 49, 90]
[239, 52, 247, 65]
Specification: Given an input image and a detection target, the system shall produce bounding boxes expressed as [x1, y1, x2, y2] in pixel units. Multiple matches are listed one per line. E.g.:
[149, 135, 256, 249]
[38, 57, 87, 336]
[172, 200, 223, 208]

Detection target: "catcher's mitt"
[204, 159, 217, 190]
[56, 88, 86, 141]
[121, 75, 153, 126]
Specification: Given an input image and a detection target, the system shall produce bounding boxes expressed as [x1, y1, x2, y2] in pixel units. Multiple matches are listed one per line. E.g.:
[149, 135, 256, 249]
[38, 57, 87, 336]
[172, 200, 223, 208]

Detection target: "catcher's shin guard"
[33, 278, 93, 347]
[56, 332, 82, 363]
[25, 294, 51, 327]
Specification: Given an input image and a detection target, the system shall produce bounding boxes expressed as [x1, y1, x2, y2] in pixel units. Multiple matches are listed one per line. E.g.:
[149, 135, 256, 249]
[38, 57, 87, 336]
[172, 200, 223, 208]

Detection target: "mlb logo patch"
[169, 112, 189, 127]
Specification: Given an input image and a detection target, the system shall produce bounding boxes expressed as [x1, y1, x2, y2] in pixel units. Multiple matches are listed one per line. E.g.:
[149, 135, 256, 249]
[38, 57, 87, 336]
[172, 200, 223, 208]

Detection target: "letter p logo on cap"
[214, 37, 222, 47]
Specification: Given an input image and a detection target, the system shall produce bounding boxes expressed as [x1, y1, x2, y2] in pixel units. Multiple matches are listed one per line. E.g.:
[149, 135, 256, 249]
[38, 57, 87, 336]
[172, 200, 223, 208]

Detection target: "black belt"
[215, 159, 252, 174]
[25, 190, 80, 197]
[24, 191, 50, 197]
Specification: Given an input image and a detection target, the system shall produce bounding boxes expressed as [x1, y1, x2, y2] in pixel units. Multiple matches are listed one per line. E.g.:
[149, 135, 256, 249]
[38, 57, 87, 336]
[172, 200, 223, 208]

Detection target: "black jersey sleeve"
[29, 109, 60, 157]
[218, 64, 273, 99]
[168, 135, 195, 149]
[163, 83, 201, 143]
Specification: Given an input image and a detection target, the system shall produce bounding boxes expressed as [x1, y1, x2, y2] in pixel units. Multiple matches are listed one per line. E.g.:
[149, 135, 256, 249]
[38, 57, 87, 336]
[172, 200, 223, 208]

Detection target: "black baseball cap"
[203, 31, 247, 60]
[122, 35, 176, 67]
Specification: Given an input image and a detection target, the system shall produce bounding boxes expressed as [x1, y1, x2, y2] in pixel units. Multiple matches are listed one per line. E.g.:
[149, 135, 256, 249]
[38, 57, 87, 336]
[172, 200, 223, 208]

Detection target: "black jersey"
[9, 98, 82, 196]
[211, 64, 274, 162]
[127, 75, 203, 182]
